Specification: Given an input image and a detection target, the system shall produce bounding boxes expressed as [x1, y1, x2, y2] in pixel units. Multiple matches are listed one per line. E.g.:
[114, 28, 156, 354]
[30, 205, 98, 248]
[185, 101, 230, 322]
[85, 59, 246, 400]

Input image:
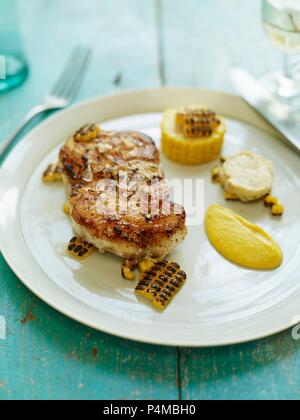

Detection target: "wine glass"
[0, 0, 29, 93]
[262, 0, 300, 98]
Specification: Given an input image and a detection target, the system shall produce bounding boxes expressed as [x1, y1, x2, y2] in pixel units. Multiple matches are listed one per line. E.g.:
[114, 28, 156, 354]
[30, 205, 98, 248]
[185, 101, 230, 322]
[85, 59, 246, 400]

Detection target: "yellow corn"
[121, 264, 136, 281]
[182, 125, 213, 139]
[264, 195, 284, 216]
[272, 204, 285, 216]
[42, 162, 63, 183]
[264, 195, 279, 207]
[139, 259, 156, 273]
[135, 261, 187, 310]
[224, 191, 239, 201]
[175, 106, 217, 128]
[182, 116, 221, 131]
[211, 167, 221, 183]
[63, 203, 70, 215]
[74, 124, 100, 143]
[67, 237, 95, 260]
[162, 108, 226, 165]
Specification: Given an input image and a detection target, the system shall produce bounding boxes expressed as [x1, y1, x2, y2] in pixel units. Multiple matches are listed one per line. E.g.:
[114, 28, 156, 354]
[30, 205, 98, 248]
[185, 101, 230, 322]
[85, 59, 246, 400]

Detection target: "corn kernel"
[175, 106, 216, 128]
[182, 125, 213, 139]
[74, 124, 100, 143]
[136, 261, 187, 310]
[121, 265, 136, 281]
[211, 167, 221, 183]
[139, 259, 155, 273]
[272, 204, 285, 216]
[42, 163, 63, 183]
[63, 203, 70, 215]
[264, 195, 279, 207]
[224, 191, 239, 201]
[67, 237, 95, 260]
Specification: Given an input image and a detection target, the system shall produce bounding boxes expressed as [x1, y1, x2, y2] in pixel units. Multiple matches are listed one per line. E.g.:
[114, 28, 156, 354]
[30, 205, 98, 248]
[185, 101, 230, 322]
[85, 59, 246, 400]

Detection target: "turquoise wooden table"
[1, 0, 300, 401]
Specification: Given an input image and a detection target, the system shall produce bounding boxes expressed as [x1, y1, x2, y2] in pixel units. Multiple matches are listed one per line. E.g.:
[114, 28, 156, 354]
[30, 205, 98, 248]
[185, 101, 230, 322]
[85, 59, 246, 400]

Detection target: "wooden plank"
[0, 0, 179, 400]
[180, 334, 300, 400]
[0, 0, 162, 139]
[161, 0, 300, 401]
[0, 255, 179, 400]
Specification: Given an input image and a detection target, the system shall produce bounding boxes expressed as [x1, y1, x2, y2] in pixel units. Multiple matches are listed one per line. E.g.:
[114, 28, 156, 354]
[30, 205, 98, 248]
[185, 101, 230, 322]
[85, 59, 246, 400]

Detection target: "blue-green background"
[0, 0, 299, 401]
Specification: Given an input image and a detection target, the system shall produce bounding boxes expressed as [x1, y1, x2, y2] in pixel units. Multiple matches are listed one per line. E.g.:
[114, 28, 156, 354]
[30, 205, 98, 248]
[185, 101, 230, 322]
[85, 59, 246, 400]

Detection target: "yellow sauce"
[205, 204, 283, 270]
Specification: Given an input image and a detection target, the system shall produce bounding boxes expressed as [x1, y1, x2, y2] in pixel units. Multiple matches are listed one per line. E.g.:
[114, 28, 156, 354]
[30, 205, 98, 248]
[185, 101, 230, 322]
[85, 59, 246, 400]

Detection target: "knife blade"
[231, 68, 300, 155]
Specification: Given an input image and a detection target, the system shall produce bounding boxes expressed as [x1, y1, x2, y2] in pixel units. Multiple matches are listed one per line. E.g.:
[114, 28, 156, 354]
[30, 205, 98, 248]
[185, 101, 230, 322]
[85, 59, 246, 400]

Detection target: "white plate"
[1, 88, 300, 347]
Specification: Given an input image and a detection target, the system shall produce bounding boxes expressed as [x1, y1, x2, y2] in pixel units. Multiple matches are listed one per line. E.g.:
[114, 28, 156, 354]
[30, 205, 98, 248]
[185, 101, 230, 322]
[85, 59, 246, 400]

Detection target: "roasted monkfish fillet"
[59, 126, 187, 262]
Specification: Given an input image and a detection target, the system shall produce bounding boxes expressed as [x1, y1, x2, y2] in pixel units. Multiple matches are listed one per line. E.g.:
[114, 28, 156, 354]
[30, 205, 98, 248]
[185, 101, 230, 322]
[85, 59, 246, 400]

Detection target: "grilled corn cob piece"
[162, 106, 226, 165]
[74, 124, 100, 143]
[182, 125, 213, 139]
[180, 116, 221, 131]
[42, 162, 63, 183]
[175, 107, 217, 128]
[67, 237, 95, 260]
[135, 261, 187, 310]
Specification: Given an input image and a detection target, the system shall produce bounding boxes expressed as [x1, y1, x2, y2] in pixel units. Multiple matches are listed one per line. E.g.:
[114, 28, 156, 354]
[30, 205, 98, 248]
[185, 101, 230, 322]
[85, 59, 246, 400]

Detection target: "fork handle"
[0, 104, 53, 157]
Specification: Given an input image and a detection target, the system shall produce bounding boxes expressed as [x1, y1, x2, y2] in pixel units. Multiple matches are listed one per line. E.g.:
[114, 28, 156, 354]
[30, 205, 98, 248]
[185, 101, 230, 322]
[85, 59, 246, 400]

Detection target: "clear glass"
[261, 0, 300, 98]
[0, 0, 29, 93]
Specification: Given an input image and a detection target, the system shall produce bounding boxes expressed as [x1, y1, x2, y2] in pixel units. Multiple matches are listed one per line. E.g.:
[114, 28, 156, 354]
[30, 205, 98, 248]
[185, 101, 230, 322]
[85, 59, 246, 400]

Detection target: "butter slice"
[219, 152, 273, 202]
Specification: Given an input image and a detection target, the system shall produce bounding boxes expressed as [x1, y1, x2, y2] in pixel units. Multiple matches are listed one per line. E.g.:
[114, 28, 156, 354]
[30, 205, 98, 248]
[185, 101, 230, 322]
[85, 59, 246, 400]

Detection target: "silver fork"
[0, 46, 92, 157]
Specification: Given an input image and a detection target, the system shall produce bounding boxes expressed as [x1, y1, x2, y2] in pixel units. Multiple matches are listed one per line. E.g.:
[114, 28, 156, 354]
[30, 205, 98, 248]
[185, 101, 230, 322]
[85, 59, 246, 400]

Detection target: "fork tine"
[60, 47, 92, 102]
[51, 46, 89, 97]
[56, 46, 89, 98]
[50, 46, 91, 100]
[51, 47, 80, 97]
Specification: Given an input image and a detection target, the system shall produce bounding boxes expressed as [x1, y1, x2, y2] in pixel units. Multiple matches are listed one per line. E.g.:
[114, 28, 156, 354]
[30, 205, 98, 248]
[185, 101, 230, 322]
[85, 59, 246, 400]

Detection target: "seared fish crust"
[59, 130, 187, 260]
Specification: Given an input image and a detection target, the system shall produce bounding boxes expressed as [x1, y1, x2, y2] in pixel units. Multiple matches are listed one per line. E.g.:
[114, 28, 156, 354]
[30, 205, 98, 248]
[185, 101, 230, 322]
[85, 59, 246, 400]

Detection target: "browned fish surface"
[60, 131, 160, 181]
[59, 129, 187, 261]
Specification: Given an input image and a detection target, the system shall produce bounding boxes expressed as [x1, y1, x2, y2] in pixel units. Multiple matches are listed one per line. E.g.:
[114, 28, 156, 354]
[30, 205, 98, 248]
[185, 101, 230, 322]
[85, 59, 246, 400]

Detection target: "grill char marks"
[59, 130, 187, 260]
[60, 131, 160, 182]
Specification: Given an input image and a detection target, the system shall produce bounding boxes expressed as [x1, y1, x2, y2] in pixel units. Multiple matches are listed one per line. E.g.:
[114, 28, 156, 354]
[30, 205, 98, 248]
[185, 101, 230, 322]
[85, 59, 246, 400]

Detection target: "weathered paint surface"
[0, 0, 300, 400]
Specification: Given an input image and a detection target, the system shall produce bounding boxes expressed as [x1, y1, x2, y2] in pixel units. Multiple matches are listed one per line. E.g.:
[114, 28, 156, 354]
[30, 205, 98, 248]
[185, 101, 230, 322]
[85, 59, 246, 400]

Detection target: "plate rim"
[0, 86, 299, 347]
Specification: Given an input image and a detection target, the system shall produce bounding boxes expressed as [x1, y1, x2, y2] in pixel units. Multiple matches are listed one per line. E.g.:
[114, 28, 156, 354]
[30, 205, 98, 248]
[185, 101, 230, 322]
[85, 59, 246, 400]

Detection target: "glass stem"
[284, 53, 296, 81]
[276, 53, 300, 98]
